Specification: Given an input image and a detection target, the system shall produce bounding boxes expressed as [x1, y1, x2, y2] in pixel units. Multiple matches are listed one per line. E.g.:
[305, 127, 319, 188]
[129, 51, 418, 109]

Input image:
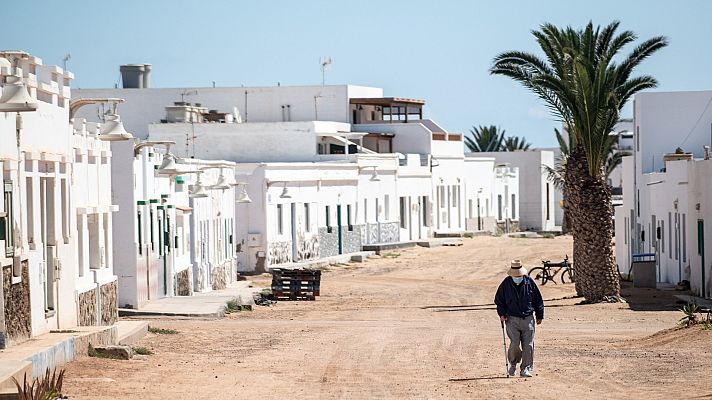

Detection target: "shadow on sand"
[449, 376, 512, 381]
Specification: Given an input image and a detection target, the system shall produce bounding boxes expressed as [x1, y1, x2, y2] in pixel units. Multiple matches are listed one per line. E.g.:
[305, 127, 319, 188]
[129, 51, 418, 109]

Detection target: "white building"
[463, 157, 520, 233]
[473, 150, 558, 232]
[616, 90, 712, 297]
[110, 140, 228, 309]
[0, 52, 119, 348]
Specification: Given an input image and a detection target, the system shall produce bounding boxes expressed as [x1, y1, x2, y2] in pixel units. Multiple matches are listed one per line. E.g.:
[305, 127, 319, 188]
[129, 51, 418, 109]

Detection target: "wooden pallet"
[270, 268, 321, 301]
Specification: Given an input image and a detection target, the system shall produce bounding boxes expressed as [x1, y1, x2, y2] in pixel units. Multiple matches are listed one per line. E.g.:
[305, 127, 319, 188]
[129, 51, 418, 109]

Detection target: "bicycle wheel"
[529, 267, 548, 285]
[561, 268, 575, 284]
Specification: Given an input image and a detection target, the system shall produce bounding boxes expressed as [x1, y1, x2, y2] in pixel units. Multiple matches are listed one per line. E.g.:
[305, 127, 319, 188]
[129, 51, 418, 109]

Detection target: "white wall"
[475, 151, 558, 231]
[148, 120, 350, 163]
[72, 85, 382, 139]
[687, 159, 712, 297]
[635, 91, 712, 175]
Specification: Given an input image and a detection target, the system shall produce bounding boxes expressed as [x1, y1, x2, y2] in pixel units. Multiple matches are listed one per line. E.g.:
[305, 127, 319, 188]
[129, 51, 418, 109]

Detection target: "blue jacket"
[494, 276, 544, 320]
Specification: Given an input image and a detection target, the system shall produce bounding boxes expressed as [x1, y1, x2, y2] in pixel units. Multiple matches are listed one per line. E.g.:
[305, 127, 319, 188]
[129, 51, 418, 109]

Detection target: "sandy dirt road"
[63, 236, 712, 399]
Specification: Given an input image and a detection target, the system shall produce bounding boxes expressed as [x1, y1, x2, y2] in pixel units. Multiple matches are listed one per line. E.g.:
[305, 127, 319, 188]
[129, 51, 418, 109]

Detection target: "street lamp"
[189, 171, 209, 198]
[0, 51, 38, 258]
[133, 140, 179, 175]
[68, 98, 133, 141]
[233, 182, 252, 203]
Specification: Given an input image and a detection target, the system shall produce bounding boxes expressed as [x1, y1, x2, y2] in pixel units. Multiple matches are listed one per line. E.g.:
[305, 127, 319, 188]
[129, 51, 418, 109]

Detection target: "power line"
[679, 95, 712, 147]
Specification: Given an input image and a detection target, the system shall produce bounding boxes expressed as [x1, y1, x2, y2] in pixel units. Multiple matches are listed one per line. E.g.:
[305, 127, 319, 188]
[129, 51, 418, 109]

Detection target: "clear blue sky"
[4, 1, 712, 147]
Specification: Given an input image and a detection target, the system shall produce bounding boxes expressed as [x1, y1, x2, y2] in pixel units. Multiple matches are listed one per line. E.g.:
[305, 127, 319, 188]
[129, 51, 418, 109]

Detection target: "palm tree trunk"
[565, 146, 620, 302]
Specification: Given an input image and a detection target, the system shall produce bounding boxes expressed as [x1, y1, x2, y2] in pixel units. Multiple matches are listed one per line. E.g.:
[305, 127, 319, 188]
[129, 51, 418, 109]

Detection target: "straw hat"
[507, 260, 528, 277]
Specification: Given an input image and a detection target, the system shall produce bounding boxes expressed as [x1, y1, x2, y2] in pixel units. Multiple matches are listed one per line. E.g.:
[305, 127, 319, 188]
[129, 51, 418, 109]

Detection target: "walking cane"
[501, 319, 509, 378]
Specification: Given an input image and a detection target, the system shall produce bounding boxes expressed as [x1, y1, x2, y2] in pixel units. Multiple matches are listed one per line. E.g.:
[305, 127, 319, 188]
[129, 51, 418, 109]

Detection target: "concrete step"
[0, 360, 32, 394]
[362, 241, 417, 255]
[0, 325, 116, 392]
[116, 320, 149, 346]
[416, 238, 463, 248]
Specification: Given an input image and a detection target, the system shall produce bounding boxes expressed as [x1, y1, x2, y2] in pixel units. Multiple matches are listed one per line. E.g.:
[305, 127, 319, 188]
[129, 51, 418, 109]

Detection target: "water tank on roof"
[120, 64, 151, 88]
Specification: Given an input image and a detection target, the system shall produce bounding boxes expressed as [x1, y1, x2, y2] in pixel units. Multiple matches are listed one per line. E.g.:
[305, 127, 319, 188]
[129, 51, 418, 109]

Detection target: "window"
[439, 186, 445, 208]
[668, 212, 672, 260]
[61, 178, 69, 241]
[661, 220, 665, 253]
[77, 216, 85, 277]
[497, 195, 503, 221]
[546, 183, 551, 221]
[400, 197, 407, 229]
[384, 195, 390, 220]
[2, 182, 14, 257]
[304, 203, 311, 232]
[137, 210, 143, 255]
[682, 213, 687, 262]
[468, 199, 473, 219]
[422, 196, 429, 227]
[375, 198, 380, 222]
[277, 204, 284, 235]
[511, 194, 517, 220]
[363, 199, 368, 224]
[25, 177, 34, 245]
[325, 205, 332, 233]
[150, 209, 155, 250]
[347, 204, 353, 231]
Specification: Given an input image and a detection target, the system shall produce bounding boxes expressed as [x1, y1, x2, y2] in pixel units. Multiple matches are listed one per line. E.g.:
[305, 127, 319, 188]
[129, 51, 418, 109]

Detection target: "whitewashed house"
[350, 100, 466, 236]
[463, 157, 520, 233]
[0, 52, 120, 348]
[473, 150, 558, 232]
[111, 131, 238, 291]
[615, 90, 712, 297]
[234, 162, 360, 271]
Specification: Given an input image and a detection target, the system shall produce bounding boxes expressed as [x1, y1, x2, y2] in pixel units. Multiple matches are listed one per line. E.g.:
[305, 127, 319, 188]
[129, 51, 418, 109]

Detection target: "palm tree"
[544, 127, 629, 234]
[464, 125, 505, 152]
[503, 136, 532, 151]
[491, 21, 667, 302]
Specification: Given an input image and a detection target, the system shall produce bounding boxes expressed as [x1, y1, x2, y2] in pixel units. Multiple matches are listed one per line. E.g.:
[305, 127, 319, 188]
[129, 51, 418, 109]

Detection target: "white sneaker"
[508, 365, 516, 376]
[520, 367, 533, 377]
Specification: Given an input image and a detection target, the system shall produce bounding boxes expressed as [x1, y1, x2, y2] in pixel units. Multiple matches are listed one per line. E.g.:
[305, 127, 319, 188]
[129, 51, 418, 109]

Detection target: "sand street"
[62, 236, 711, 399]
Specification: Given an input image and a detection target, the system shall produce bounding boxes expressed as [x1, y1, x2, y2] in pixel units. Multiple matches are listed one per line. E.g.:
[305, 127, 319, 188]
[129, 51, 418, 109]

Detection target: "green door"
[337, 204, 343, 255]
[698, 219, 705, 297]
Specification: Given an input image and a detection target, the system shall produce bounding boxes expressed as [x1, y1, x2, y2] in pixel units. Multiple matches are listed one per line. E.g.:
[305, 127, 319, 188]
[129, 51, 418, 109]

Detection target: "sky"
[3, 1, 712, 147]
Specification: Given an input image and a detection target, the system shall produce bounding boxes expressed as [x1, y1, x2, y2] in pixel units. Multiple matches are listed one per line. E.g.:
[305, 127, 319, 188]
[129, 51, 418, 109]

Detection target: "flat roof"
[350, 97, 425, 106]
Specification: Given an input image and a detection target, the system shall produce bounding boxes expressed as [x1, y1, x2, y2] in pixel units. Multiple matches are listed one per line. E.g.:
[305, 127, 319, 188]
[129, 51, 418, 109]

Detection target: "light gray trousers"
[506, 315, 535, 370]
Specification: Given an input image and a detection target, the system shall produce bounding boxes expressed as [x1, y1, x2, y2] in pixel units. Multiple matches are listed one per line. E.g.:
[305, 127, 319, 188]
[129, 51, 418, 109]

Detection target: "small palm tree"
[491, 21, 667, 302]
[465, 125, 505, 152]
[503, 136, 531, 151]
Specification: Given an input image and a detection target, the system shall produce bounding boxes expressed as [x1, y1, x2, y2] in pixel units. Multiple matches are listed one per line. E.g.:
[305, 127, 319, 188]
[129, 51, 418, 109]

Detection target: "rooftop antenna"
[180, 89, 198, 103]
[62, 53, 71, 71]
[320, 56, 332, 86]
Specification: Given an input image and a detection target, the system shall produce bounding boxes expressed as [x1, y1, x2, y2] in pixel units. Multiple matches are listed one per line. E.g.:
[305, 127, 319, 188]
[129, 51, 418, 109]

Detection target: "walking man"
[494, 260, 544, 377]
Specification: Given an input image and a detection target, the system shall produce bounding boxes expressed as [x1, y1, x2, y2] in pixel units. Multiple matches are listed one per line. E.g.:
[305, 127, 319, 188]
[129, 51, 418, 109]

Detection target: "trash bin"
[631, 253, 656, 288]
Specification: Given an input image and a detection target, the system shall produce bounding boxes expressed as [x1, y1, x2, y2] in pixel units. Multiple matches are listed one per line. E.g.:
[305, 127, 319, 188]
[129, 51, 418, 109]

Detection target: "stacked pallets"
[270, 268, 321, 301]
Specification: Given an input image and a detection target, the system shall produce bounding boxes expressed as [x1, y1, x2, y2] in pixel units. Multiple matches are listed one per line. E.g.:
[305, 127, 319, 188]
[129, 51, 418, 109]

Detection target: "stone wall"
[319, 227, 339, 258]
[268, 241, 291, 265]
[496, 219, 520, 234]
[175, 268, 192, 296]
[341, 225, 362, 254]
[318, 225, 363, 257]
[2, 262, 31, 346]
[78, 288, 97, 326]
[100, 281, 118, 326]
[365, 222, 400, 244]
[296, 233, 320, 262]
[211, 263, 229, 291]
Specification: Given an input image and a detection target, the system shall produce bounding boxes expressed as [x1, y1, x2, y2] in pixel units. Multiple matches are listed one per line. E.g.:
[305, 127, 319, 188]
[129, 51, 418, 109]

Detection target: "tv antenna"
[62, 53, 71, 71]
[180, 89, 198, 102]
[320, 57, 332, 86]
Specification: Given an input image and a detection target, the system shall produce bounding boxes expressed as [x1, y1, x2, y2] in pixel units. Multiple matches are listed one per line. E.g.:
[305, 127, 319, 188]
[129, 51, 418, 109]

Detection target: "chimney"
[119, 64, 151, 88]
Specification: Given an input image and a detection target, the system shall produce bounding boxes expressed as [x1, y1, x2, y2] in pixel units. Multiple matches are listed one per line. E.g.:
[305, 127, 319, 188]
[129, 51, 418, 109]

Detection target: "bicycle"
[528, 255, 574, 285]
